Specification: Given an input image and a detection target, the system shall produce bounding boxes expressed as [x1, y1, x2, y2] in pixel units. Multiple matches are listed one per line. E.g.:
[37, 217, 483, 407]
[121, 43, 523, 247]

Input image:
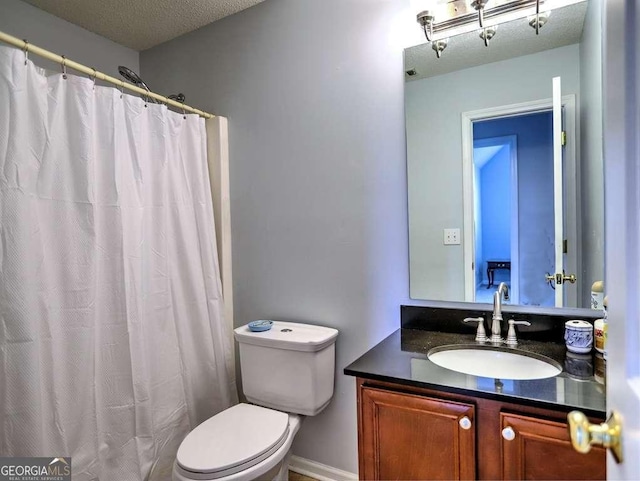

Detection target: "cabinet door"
[500, 412, 606, 480]
[360, 387, 476, 480]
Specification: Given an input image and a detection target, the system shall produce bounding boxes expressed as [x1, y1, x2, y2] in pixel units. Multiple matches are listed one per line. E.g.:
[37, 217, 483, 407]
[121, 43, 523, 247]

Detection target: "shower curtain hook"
[182, 103, 186, 120]
[23, 40, 29, 66]
[119, 80, 124, 99]
[61, 56, 67, 80]
[91, 68, 97, 90]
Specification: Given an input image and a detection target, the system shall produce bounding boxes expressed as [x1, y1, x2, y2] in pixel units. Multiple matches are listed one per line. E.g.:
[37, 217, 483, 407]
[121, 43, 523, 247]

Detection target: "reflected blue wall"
[474, 111, 554, 306]
[479, 145, 511, 284]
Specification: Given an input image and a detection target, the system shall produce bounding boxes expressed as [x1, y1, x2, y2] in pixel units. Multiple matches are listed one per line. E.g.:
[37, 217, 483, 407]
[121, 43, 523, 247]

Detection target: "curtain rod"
[0, 30, 214, 119]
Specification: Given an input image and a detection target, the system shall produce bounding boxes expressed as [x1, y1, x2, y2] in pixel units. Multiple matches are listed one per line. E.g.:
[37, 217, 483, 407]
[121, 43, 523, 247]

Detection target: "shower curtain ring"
[23, 40, 29, 65]
[182, 103, 186, 120]
[61, 56, 67, 80]
[119, 80, 124, 99]
[91, 68, 97, 90]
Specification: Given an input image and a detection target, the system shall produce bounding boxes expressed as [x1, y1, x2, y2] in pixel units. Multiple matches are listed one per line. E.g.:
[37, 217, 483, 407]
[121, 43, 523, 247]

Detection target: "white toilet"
[173, 321, 339, 481]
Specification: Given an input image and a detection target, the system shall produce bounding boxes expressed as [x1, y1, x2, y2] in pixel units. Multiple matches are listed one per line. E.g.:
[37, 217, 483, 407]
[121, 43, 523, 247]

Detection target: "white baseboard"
[289, 455, 358, 481]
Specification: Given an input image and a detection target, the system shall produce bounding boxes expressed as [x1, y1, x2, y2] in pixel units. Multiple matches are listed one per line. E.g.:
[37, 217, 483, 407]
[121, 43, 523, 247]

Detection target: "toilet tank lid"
[234, 321, 338, 352]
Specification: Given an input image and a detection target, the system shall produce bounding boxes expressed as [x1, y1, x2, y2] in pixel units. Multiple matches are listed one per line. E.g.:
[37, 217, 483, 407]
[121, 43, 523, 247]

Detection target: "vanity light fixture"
[432, 38, 448, 58]
[479, 25, 498, 46]
[417, 10, 436, 41]
[529, 0, 551, 34]
[412, 0, 438, 41]
[413, 0, 581, 58]
[529, 11, 551, 33]
[471, 0, 489, 28]
[472, 0, 497, 45]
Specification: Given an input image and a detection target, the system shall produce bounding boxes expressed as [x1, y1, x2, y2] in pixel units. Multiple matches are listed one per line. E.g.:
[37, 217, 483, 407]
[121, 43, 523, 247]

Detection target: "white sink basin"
[427, 345, 562, 380]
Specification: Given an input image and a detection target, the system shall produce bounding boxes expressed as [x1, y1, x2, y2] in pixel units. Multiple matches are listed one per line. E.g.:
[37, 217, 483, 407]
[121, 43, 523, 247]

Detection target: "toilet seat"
[176, 404, 290, 479]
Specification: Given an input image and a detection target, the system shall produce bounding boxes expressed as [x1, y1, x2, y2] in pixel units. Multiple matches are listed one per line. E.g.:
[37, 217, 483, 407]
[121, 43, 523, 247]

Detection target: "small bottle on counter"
[594, 296, 608, 358]
[591, 281, 605, 310]
[603, 296, 608, 360]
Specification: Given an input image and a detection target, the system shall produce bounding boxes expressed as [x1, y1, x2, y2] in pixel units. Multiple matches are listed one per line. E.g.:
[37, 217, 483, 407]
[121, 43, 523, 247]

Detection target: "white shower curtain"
[0, 45, 237, 480]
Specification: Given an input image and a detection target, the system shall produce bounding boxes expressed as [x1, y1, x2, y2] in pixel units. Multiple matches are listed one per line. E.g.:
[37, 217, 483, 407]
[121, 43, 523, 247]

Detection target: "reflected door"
[551, 76, 578, 307]
[552, 77, 565, 307]
[472, 114, 555, 307]
[463, 84, 579, 307]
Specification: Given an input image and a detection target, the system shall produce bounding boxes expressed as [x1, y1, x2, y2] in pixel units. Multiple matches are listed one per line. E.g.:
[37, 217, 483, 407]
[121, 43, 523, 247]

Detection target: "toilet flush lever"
[463, 317, 487, 343]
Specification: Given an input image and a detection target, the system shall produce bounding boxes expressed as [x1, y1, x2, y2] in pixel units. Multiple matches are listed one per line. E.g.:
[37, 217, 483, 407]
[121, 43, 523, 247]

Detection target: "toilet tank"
[234, 321, 338, 416]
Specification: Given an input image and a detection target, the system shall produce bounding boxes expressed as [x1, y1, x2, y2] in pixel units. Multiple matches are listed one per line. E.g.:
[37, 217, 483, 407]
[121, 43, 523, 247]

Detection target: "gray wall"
[0, 0, 138, 77]
[579, 0, 605, 306]
[140, 0, 409, 474]
[406, 45, 580, 301]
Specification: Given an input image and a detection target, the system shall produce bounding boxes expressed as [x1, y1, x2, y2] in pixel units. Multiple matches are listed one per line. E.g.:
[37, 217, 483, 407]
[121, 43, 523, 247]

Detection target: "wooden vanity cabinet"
[359, 386, 475, 480]
[500, 412, 606, 480]
[356, 378, 606, 481]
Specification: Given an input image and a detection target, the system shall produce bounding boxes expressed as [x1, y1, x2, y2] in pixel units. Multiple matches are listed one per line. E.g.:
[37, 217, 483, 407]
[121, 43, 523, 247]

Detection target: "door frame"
[472, 135, 519, 303]
[461, 95, 579, 305]
[603, 0, 640, 476]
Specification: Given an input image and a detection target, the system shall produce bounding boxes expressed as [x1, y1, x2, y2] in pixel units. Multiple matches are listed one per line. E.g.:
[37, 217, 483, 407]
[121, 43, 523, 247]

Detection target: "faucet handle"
[505, 319, 531, 346]
[463, 316, 488, 343]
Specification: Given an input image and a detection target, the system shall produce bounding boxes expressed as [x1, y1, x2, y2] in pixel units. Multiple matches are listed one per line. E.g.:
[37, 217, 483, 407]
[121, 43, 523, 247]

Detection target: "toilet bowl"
[173, 321, 338, 481]
[173, 404, 301, 481]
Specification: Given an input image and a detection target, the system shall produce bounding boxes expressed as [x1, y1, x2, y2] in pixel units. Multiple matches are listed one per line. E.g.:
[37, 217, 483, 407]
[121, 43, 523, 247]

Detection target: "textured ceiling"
[405, 2, 587, 81]
[20, 0, 266, 50]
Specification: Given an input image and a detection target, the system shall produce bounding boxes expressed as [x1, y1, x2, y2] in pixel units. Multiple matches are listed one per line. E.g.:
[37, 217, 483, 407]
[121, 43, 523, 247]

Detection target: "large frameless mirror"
[405, 0, 604, 309]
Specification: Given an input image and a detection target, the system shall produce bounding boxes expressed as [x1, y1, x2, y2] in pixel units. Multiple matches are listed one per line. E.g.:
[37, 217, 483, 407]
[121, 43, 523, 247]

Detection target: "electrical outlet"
[443, 228, 461, 245]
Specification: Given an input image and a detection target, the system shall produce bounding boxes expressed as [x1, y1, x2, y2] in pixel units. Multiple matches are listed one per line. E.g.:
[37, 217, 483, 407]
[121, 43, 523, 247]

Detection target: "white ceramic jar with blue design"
[564, 320, 594, 354]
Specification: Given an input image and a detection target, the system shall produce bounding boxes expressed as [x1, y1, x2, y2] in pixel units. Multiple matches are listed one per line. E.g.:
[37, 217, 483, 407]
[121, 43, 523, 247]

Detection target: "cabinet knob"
[502, 426, 515, 441]
[567, 410, 623, 463]
[459, 416, 472, 430]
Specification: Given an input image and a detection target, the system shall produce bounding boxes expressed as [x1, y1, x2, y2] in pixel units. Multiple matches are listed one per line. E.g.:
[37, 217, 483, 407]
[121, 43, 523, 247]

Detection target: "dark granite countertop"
[344, 304, 606, 417]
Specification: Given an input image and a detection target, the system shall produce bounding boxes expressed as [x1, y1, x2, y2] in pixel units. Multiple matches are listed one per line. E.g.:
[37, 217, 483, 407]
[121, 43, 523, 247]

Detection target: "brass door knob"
[545, 272, 578, 284]
[564, 273, 577, 284]
[567, 410, 623, 463]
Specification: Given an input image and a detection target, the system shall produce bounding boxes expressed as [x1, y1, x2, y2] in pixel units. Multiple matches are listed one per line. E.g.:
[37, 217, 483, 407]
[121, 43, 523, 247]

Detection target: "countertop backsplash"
[400, 301, 602, 343]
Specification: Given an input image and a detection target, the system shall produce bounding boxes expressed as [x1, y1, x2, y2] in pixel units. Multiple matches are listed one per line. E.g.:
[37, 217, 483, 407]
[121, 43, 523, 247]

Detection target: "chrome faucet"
[491, 282, 509, 343]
